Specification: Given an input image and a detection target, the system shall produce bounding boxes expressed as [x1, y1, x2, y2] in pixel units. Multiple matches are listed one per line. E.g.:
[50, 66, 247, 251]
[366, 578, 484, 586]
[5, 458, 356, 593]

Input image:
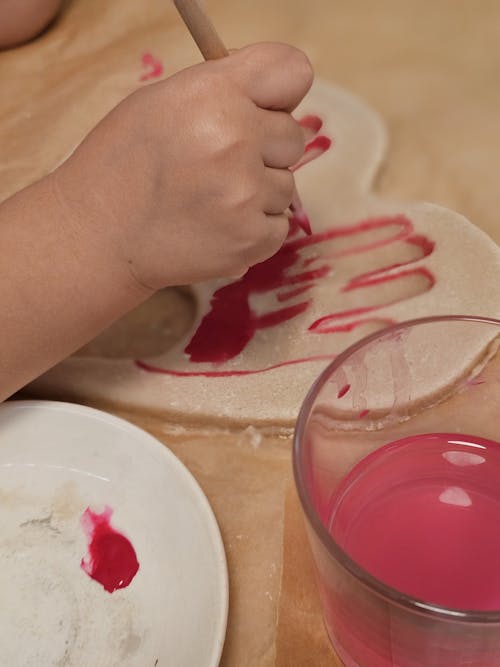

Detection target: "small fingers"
[262, 167, 295, 215]
[298, 114, 323, 141]
[251, 213, 290, 264]
[234, 211, 289, 270]
[225, 42, 314, 111]
[259, 109, 306, 168]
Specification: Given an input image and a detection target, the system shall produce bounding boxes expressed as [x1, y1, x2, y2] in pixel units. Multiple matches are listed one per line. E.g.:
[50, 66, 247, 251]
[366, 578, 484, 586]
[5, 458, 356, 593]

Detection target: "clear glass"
[293, 316, 500, 667]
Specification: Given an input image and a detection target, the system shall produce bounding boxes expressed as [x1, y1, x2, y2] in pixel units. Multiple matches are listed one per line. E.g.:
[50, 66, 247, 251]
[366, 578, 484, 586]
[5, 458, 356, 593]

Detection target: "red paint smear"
[137, 212, 435, 375]
[277, 284, 314, 302]
[303, 255, 319, 267]
[289, 116, 329, 236]
[292, 136, 332, 171]
[308, 268, 434, 331]
[286, 215, 413, 257]
[343, 266, 436, 292]
[80, 507, 139, 594]
[307, 216, 414, 261]
[184, 241, 326, 363]
[307, 135, 332, 153]
[466, 377, 486, 387]
[337, 384, 351, 398]
[136, 353, 337, 377]
[311, 317, 395, 335]
[406, 234, 436, 255]
[299, 115, 323, 133]
[286, 217, 305, 239]
[256, 300, 310, 327]
[140, 52, 164, 81]
[359, 409, 370, 419]
[289, 202, 312, 236]
[310, 305, 378, 327]
[344, 233, 435, 287]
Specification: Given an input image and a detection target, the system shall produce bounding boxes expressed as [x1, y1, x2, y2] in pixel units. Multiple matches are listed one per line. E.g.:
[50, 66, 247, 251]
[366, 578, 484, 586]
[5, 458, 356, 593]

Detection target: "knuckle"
[191, 67, 231, 98]
[280, 170, 295, 200]
[288, 121, 307, 162]
[270, 214, 290, 242]
[214, 134, 248, 161]
[259, 44, 313, 83]
[232, 180, 261, 210]
[273, 217, 291, 249]
[203, 120, 253, 167]
[241, 42, 312, 81]
[226, 259, 249, 278]
[242, 41, 283, 64]
[280, 112, 306, 147]
[292, 116, 307, 144]
[256, 220, 289, 262]
[235, 216, 267, 250]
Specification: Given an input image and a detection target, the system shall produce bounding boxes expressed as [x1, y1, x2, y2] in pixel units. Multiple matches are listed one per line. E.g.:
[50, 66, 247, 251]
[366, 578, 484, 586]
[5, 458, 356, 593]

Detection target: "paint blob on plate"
[80, 506, 140, 593]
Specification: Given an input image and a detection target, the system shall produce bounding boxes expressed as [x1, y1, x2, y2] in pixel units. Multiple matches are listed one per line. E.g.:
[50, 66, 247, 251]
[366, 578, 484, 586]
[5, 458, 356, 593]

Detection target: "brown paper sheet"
[2, 1, 500, 664]
[276, 482, 341, 666]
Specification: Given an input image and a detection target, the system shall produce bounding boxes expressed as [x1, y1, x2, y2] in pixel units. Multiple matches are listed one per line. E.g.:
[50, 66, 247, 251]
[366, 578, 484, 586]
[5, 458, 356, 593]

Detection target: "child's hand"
[0, 0, 62, 49]
[51, 42, 314, 292]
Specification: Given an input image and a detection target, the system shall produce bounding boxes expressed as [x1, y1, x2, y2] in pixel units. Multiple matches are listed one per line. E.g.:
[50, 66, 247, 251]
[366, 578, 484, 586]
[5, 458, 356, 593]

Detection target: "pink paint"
[406, 234, 436, 255]
[320, 433, 500, 666]
[329, 433, 500, 611]
[136, 215, 435, 376]
[140, 52, 164, 81]
[277, 284, 314, 302]
[288, 116, 328, 236]
[465, 377, 486, 387]
[136, 353, 337, 377]
[299, 115, 323, 133]
[80, 507, 139, 594]
[344, 265, 435, 292]
[344, 236, 434, 286]
[310, 317, 395, 335]
[310, 305, 395, 328]
[337, 384, 351, 398]
[312, 215, 413, 260]
[289, 197, 312, 236]
[309, 267, 434, 331]
[183, 243, 319, 363]
[292, 135, 332, 171]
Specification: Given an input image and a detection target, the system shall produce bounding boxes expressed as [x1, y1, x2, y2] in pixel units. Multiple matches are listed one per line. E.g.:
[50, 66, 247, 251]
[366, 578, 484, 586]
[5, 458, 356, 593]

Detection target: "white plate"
[0, 400, 228, 667]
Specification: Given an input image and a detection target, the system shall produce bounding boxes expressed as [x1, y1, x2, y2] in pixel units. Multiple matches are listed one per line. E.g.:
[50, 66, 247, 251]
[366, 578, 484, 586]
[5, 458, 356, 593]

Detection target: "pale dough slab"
[28, 80, 500, 426]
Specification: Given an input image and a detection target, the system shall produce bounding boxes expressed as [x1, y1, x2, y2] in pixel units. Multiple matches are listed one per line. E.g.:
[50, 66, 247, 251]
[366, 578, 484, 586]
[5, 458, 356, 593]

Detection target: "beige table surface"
[3, 1, 500, 665]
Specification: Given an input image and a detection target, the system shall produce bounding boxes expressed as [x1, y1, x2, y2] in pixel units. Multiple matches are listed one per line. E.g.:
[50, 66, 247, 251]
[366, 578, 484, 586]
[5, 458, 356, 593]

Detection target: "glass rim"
[293, 314, 500, 624]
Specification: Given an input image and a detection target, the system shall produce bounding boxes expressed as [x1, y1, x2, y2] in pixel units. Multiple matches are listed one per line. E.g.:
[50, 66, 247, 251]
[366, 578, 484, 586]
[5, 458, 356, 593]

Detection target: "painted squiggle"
[136, 214, 434, 376]
[139, 53, 164, 82]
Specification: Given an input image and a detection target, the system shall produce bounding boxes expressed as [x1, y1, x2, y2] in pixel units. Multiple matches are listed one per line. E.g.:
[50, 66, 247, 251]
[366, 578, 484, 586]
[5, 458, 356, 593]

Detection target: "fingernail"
[299, 115, 323, 133]
[290, 191, 312, 236]
[292, 135, 332, 172]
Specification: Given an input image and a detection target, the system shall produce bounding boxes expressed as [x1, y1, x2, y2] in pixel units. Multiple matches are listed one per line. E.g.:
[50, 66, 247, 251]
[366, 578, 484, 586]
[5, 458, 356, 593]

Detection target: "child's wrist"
[46, 168, 155, 306]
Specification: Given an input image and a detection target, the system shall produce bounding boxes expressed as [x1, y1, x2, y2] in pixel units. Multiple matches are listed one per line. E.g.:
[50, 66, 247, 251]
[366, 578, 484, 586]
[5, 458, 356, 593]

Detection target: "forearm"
[0, 42, 313, 401]
[0, 175, 151, 400]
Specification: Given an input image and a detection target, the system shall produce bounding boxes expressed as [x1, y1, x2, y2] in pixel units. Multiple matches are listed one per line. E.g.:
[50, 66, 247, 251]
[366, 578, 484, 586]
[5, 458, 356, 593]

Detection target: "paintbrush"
[173, 0, 312, 235]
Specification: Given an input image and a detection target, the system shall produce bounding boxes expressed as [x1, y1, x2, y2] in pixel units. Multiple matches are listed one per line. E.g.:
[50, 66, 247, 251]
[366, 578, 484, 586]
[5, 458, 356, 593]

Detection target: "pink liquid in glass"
[322, 433, 500, 666]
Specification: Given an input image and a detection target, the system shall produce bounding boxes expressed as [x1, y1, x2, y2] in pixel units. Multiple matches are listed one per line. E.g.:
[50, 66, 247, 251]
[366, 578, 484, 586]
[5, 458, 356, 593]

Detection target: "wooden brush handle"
[173, 0, 228, 60]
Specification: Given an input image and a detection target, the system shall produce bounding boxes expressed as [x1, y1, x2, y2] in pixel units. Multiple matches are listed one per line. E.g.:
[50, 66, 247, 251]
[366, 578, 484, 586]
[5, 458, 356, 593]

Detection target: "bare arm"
[0, 175, 149, 400]
[0, 43, 313, 400]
